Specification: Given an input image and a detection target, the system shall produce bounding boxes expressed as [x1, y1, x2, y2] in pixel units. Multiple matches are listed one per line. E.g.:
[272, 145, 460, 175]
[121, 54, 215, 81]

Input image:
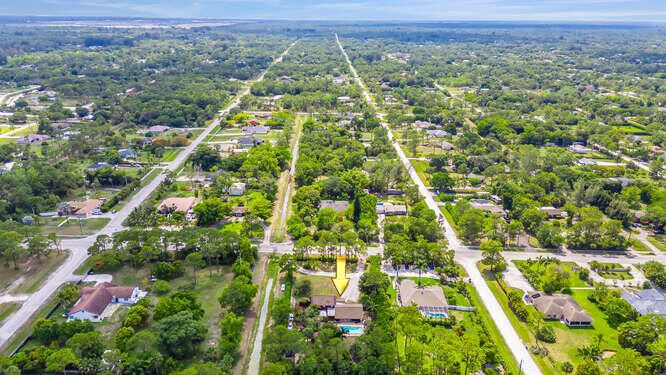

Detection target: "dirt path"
[269, 114, 304, 241]
[233, 254, 268, 375]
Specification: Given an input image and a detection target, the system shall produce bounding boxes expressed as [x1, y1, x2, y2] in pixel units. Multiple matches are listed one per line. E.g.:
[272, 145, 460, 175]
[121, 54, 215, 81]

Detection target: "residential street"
[336, 32, 543, 375]
[0, 40, 298, 350]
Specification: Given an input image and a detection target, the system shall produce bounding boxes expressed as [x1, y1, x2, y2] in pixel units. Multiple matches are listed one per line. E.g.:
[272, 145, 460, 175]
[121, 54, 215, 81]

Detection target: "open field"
[0, 252, 68, 295]
[39, 217, 110, 237]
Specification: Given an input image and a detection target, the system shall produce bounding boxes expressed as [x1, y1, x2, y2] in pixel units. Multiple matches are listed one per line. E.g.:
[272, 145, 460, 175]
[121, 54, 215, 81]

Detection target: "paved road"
[247, 277, 274, 375]
[591, 142, 655, 175]
[336, 33, 542, 375]
[0, 41, 298, 349]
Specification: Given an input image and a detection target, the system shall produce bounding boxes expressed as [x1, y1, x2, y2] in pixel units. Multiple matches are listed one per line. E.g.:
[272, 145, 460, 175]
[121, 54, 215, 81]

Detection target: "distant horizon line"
[0, 15, 664, 25]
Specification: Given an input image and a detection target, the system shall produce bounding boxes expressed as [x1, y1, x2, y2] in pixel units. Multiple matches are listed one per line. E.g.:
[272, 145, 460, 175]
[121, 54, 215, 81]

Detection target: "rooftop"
[621, 289, 666, 317]
[158, 197, 200, 213]
[398, 279, 447, 309]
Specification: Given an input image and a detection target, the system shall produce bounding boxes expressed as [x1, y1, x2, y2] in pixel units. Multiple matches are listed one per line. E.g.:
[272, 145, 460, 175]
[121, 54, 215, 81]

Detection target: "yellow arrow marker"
[332, 255, 349, 295]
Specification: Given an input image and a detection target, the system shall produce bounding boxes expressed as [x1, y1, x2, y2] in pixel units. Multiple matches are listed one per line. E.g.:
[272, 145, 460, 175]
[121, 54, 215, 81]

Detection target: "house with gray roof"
[529, 292, 592, 327]
[319, 200, 349, 212]
[621, 289, 666, 317]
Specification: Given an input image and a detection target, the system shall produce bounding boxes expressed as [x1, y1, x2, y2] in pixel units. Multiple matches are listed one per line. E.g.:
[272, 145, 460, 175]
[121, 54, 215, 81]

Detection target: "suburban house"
[157, 197, 200, 220]
[311, 295, 336, 317]
[241, 125, 270, 135]
[568, 144, 590, 154]
[17, 134, 50, 145]
[232, 206, 246, 217]
[237, 137, 265, 148]
[528, 292, 592, 327]
[246, 119, 262, 126]
[334, 302, 364, 323]
[426, 129, 449, 138]
[469, 199, 506, 215]
[398, 279, 448, 318]
[608, 177, 633, 187]
[118, 148, 139, 160]
[51, 122, 71, 131]
[376, 203, 407, 216]
[440, 141, 454, 150]
[146, 125, 170, 135]
[319, 200, 349, 212]
[86, 162, 114, 171]
[68, 282, 145, 322]
[621, 289, 666, 317]
[577, 158, 597, 166]
[229, 182, 246, 196]
[59, 199, 104, 218]
[538, 206, 565, 218]
[413, 120, 434, 130]
[0, 162, 15, 175]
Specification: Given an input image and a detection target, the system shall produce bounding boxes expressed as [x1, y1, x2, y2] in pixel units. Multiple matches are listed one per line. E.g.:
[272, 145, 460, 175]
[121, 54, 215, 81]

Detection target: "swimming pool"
[339, 325, 364, 335]
[425, 312, 448, 319]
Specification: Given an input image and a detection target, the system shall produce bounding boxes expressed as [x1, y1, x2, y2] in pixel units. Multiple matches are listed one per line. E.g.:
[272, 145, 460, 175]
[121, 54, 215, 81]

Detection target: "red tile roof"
[70, 283, 135, 315]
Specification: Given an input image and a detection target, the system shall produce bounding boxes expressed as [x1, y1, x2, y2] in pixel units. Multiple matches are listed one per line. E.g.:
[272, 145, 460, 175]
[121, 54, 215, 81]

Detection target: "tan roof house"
[530, 292, 592, 327]
[158, 197, 200, 213]
[60, 199, 104, 218]
[157, 197, 200, 220]
[334, 302, 364, 322]
[398, 279, 448, 318]
[311, 295, 336, 308]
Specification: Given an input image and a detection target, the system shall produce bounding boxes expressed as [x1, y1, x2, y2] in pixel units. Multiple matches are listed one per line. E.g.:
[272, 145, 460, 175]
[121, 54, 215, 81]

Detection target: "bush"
[536, 324, 556, 343]
[101, 179, 140, 212]
[153, 261, 184, 280]
[152, 280, 171, 295]
[507, 290, 529, 321]
[293, 280, 311, 298]
[578, 268, 590, 282]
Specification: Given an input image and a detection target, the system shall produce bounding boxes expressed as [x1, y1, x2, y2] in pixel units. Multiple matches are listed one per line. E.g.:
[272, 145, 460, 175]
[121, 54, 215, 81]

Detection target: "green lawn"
[0, 303, 19, 325]
[647, 235, 666, 252]
[0, 252, 68, 295]
[159, 148, 180, 162]
[631, 239, 653, 253]
[294, 273, 337, 296]
[514, 260, 588, 289]
[465, 282, 521, 375]
[39, 217, 110, 237]
[592, 262, 633, 280]
[410, 159, 431, 186]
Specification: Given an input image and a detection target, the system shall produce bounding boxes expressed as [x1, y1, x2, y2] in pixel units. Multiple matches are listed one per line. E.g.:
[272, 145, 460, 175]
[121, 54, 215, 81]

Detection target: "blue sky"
[1, 0, 665, 22]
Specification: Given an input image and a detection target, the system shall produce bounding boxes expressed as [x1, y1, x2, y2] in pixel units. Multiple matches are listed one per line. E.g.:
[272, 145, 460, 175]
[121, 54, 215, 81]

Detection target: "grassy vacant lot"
[480, 264, 620, 375]
[159, 147, 181, 162]
[39, 217, 109, 236]
[294, 273, 337, 296]
[514, 260, 588, 288]
[410, 159, 431, 186]
[0, 252, 68, 294]
[593, 262, 633, 280]
[0, 303, 19, 324]
[648, 234, 666, 252]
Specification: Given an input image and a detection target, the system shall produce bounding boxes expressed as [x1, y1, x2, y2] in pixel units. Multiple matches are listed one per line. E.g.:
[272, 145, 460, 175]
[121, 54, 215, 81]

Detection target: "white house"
[67, 282, 144, 322]
[229, 182, 246, 196]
